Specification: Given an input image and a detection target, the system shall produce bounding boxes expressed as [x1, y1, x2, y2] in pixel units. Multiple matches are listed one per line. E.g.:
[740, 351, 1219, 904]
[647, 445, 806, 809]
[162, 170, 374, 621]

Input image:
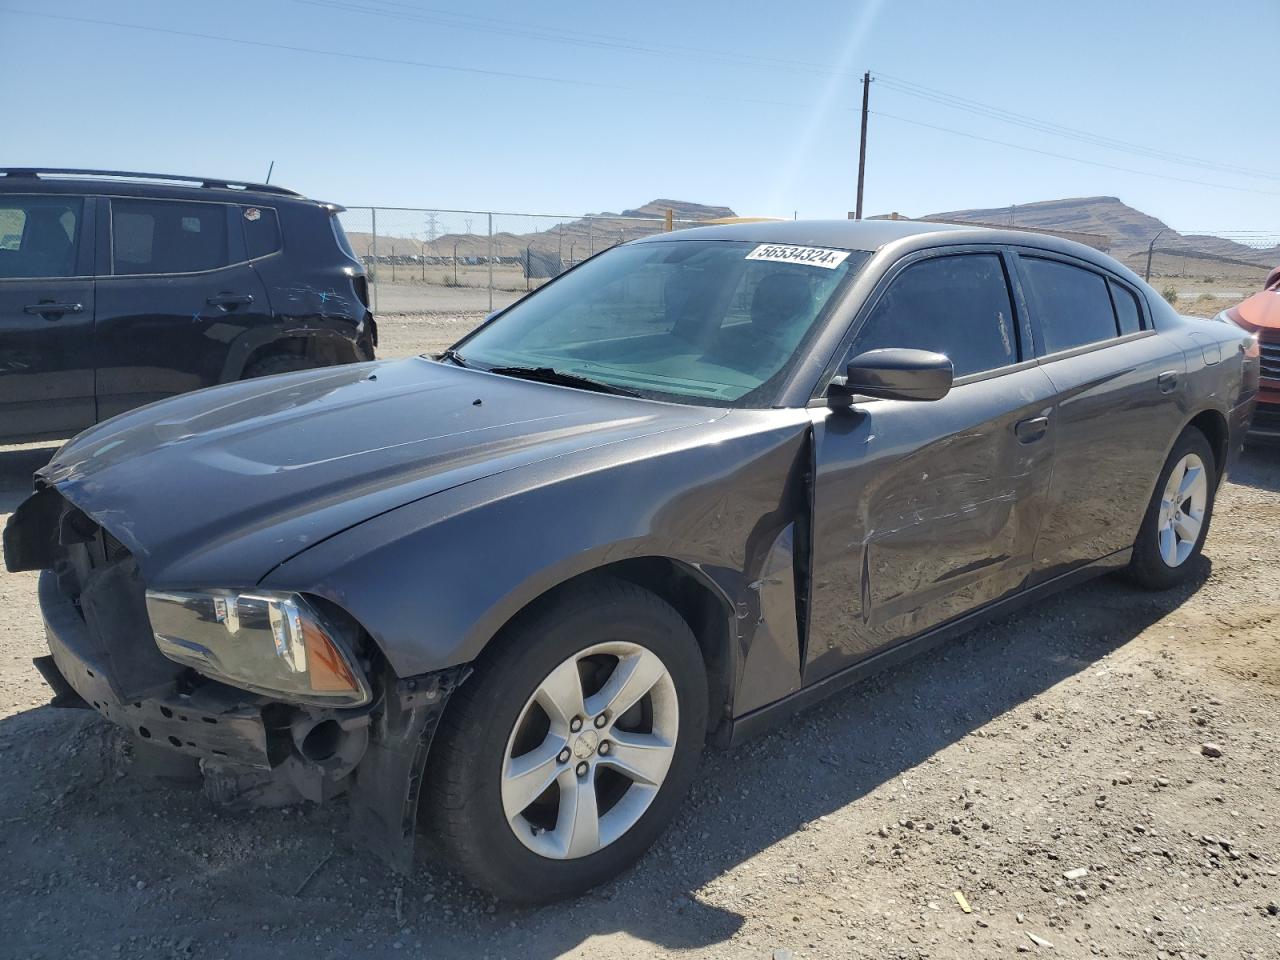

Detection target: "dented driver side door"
[802, 248, 1059, 685]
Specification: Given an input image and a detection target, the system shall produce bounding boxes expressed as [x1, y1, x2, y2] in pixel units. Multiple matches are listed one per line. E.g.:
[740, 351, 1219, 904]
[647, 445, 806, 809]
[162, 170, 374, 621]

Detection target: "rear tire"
[1128, 427, 1216, 589]
[423, 578, 707, 903]
[243, 353, 320, 378]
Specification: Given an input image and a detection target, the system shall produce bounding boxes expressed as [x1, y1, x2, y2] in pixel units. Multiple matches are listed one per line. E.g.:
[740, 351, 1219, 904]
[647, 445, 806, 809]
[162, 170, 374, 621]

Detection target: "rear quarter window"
[1109, 279, 1144, 335]
[331, 215, 359, 262]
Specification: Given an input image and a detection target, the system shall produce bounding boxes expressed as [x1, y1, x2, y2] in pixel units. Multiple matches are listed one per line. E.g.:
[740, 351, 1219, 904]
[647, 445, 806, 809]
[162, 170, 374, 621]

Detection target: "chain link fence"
[337, 207, 702, 317]
[337, 206, 1279, 340]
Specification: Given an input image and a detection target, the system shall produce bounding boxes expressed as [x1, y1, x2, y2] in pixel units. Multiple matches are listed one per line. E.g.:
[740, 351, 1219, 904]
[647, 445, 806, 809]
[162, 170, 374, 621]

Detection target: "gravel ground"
[375, 311, 487, 358]
[1, 320, 1278, 959]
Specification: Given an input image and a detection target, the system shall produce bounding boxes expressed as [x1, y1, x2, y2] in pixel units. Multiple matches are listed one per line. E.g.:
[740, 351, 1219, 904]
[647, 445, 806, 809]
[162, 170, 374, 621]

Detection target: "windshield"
[454, 239, 869, 406]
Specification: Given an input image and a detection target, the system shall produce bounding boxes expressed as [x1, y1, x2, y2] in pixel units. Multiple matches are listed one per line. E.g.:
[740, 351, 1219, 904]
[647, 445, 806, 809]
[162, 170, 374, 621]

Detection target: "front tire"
[1128, 427, 1216, 589]
[423, 578, 708, 902]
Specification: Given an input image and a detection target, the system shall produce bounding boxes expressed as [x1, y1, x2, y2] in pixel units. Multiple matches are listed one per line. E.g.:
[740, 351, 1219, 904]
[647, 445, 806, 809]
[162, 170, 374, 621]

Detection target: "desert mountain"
[347, 196, 1276, 275]
[344, 199, 736, 264]
[923, 196, 1278, 267]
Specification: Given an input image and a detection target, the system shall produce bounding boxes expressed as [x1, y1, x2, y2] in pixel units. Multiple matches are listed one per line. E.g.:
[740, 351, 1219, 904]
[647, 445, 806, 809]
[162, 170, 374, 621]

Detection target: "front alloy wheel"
[424, 578, 707, 902]
[502, 642, 679, 859]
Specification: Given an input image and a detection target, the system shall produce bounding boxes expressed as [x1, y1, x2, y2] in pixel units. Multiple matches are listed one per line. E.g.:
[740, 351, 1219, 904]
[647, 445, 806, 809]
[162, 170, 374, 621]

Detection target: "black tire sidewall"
[429, 581, 708, 901]
[1130, 427, 1217, 589]
[243, 354, 319, 378]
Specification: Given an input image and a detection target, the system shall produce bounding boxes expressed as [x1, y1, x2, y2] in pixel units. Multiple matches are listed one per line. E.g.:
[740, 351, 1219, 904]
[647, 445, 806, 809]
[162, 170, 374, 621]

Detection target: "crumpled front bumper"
[39, 569, 279, 768]
[36, 565, 469, 872]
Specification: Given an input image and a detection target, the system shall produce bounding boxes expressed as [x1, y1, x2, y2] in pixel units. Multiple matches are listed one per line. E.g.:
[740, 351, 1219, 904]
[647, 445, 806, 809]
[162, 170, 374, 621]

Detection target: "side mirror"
[830, 348, 954, 403]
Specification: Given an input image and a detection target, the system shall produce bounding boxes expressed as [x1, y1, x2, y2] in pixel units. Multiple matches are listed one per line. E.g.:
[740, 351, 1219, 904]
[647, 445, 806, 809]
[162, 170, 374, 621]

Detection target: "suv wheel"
[424, 578, 707, 902]
[1128, 427, 1216, 589]
[243, 353, 320, 378]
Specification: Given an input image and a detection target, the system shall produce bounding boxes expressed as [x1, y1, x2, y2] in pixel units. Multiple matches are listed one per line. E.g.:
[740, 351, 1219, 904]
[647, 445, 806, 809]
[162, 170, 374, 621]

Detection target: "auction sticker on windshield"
[746, 243, 851, 269]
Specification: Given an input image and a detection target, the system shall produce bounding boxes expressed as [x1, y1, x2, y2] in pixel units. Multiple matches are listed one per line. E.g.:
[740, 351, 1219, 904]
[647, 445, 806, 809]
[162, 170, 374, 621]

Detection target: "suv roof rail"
[0, 168, 303, 197]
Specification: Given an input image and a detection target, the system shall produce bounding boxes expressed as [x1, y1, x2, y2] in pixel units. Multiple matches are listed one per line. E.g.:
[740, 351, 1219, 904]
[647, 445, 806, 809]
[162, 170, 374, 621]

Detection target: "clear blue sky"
[4, 0, 1278, 235]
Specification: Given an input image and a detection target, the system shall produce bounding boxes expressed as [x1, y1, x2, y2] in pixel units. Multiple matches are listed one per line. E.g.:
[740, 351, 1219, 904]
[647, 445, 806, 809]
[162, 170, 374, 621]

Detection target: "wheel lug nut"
[593, 714, 608, 729]
[598, 741, 611, 755]
[575, 761, 589, 777]
[569, 717, 583, 733]
[557, 747, 571, 764]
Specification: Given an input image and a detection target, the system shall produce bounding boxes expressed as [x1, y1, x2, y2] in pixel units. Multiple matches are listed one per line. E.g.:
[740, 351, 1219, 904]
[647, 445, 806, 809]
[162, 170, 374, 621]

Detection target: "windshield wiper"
[486, 365, 638, 397]
[438, 347, 468, 367]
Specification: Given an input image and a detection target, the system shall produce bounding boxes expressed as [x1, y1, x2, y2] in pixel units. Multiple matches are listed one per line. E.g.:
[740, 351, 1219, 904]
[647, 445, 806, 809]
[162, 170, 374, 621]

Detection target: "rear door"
[93, 196, 271, 419]
[805, 248, 1058, 683]
[1012, 250, 1188, 583]
[0, 193, 96, 441]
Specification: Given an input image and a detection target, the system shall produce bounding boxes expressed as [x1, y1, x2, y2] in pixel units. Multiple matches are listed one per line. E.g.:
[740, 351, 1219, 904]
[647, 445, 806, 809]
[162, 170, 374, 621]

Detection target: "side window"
[0, 196, 82, 279]
[112, 199, 229, 275]
[1020, 257, 1119, 353]
[1109, 279, 1143, 335]
[242, 205, 281, 259]
[851, 253, 1018, 378]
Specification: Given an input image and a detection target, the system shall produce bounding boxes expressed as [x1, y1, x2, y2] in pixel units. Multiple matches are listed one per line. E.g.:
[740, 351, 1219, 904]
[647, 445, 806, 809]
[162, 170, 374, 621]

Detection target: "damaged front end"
[4, 483, 465, 871]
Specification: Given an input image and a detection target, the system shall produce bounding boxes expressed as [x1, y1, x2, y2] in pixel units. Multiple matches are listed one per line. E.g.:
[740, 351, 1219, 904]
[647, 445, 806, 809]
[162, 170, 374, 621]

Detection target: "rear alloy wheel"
[1155, 452, 1209, 568]
[424, 578, 707, 902]
[1128, 427, 1216, 589]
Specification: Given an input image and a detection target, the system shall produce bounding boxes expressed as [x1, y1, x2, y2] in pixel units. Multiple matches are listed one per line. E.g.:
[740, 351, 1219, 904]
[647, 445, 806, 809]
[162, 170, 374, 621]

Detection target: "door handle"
[1014, 415, 1050, 444]
[23, 301, 83, 319]
[207, 293, 254, 309]
[1157, 370, 1179, 394]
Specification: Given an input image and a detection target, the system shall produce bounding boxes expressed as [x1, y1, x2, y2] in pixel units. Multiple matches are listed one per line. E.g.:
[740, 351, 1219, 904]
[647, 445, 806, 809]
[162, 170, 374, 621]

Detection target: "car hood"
[42, 358, 723, 586]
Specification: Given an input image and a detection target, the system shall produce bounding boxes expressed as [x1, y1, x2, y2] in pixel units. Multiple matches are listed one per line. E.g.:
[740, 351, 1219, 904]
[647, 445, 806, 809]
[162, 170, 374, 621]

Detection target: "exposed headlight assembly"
[145, 590, 371, 706]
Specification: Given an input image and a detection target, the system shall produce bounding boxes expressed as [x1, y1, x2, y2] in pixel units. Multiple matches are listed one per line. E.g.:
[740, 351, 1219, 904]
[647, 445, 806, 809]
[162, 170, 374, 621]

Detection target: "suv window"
[242, 205, 281, 259]
[851, 253, 1019, 378]
[1109, 279, 1143, 335]
[0, 196, 82, 279]
[112, 199, 229, 275]
[1020, 256, 1119, 353]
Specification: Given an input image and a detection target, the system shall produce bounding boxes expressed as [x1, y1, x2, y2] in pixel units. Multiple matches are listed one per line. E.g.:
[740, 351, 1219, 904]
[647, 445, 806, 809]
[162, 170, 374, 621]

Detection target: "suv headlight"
[145, 589, 371, 706]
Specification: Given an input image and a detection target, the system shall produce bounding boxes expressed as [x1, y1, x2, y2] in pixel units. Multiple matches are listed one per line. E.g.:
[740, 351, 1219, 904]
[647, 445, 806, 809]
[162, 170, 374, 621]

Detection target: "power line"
[0, 7, 815, 112]
[10, 6, 1280, 205]
[869, 110, 1280, 198]
[873, 72, 1280, 182]
[290, 0, 859, 79]
[298, 2, 1280, 186]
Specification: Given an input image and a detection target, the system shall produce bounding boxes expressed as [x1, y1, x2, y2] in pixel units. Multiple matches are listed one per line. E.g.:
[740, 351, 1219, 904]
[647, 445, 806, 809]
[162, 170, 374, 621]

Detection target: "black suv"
[0, 168, 375, 444]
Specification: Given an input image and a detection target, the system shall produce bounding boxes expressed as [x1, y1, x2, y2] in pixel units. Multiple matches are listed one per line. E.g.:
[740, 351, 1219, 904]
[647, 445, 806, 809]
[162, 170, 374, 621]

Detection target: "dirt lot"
[1, 317, 1278, 959]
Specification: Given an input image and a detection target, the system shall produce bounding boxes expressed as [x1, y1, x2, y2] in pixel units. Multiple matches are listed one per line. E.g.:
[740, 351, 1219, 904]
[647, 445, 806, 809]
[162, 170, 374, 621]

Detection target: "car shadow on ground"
[0, 554, 1210, 959]
[1234, 443, 1280, 492]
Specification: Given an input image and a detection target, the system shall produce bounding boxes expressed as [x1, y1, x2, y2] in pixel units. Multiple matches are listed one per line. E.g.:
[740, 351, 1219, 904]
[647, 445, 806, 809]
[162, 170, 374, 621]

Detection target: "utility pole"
[855, 71, 872, 220]
[1145, 229, 1168, 282]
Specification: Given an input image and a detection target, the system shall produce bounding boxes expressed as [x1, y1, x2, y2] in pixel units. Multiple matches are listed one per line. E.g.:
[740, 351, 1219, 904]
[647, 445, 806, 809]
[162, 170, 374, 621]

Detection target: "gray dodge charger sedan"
[3, 220, 1259, 900]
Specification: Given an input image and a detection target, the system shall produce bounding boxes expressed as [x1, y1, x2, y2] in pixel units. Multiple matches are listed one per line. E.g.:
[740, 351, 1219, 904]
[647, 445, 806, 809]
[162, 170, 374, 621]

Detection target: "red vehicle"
[1222, 266, 1280, 442]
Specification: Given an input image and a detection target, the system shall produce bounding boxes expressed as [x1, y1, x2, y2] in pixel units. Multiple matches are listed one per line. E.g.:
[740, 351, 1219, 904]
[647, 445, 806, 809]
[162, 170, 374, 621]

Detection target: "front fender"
[262, 412, 812, 691]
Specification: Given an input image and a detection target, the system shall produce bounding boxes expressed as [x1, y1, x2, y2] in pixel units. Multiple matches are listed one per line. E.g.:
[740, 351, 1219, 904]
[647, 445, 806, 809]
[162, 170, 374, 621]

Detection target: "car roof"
[637, 217, 1140, 282]
[639, 217, 970, 251]
[0, 168, 318, 206]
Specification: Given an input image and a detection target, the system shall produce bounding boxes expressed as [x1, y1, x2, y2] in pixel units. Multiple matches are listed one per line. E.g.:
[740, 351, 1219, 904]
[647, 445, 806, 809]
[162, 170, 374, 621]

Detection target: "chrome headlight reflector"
[144, 589, 371, 706]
